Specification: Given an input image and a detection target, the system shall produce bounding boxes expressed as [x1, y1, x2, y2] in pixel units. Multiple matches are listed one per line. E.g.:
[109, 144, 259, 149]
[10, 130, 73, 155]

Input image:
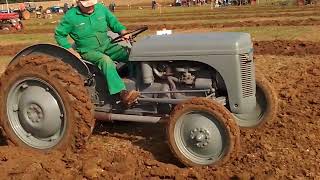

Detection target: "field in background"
[2, 0, 306, 10]
[1, 5, 320, 70]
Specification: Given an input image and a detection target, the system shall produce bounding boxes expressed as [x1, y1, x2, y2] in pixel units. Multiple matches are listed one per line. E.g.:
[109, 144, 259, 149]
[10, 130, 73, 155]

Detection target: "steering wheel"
[111, 25, 148, 44]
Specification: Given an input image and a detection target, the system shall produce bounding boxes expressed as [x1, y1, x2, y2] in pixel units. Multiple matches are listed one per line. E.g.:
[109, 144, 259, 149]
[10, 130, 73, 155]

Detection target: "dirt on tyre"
[167, 97, 240, 167]
[233, 72, 278, 128]
[0, 55, 95, 151]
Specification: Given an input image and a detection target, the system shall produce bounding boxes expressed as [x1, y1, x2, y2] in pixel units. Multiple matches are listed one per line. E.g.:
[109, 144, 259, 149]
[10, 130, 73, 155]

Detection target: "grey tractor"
[0, 26, 277, 167]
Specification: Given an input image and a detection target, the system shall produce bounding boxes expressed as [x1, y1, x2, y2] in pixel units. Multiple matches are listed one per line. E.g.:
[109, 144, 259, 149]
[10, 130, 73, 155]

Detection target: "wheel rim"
[233, 84, 267, 127]
[7, 77, 66, 149]
[174, 111, 229, 165]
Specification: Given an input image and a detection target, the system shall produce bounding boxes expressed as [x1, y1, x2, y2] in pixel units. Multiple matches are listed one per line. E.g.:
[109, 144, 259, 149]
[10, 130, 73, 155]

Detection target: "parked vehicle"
[0, 12, 23, 31]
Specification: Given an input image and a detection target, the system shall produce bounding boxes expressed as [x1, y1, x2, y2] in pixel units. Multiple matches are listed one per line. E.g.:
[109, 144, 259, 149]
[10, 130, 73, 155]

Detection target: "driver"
[54, 0, 140, 106]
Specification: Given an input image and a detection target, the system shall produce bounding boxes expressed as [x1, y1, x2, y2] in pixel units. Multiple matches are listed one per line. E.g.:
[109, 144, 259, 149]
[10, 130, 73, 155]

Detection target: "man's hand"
[68, 48, 81, 59]
[120, 30, 132, 42]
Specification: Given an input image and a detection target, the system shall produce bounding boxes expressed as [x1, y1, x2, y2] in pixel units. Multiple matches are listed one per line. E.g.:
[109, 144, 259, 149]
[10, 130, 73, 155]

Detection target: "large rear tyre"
[0, 55, 95, 151]
[167, 98, 240, 167]
[233, 73, 278, 128]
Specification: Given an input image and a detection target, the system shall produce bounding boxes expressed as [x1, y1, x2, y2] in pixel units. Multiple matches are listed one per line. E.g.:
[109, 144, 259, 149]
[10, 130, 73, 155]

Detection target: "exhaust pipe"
[95, 111, 164, 123]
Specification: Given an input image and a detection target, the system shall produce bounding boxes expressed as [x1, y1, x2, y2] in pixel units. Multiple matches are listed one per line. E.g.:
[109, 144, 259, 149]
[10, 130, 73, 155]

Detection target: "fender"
[9, 43, 91, 78]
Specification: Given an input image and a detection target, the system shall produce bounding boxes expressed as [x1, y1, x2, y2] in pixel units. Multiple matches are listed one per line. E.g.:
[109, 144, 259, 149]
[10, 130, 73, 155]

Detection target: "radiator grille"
[240, 53, 254, 98]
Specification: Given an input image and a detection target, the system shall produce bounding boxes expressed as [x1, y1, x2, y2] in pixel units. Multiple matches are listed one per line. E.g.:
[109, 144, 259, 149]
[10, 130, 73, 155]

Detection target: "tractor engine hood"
[130, 32, 252, 59]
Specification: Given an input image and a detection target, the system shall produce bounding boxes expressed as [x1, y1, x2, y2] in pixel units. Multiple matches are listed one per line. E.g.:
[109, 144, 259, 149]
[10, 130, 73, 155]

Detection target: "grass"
[227, 26, 319, 41]
[23, 13, 320, 31]
[0, 56, 11, 62]
[1, 25, 319, 45]
[116, 5, 320, 17]
[126, 16, 320, 26]
[0, 5, 319, 47]
[177, 25, 320, 41]
[22, 15, 61, 30]
[26, 23, 57, 31]
[118, 11, 320, 22]
[0, 57, 10, 73]
[0, 33, 56, 46]
[19, 5, 320, 30]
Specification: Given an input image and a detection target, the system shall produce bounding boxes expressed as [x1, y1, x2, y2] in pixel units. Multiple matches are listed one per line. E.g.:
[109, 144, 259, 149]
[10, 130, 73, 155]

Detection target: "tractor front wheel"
[167, 98, 240, 167]
[0, 55, 95, 151]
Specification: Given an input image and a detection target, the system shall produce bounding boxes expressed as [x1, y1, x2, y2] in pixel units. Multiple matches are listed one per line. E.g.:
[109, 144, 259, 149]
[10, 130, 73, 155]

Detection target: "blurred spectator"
[44, 8, 52, 19]
[36, 11, 42, 18]
[19, 3, 26, 11]
[24, 2, 36, 12]
[109, 1, 116, 12]
[152, 0, 157, 9]
[35, 5, 43, 18]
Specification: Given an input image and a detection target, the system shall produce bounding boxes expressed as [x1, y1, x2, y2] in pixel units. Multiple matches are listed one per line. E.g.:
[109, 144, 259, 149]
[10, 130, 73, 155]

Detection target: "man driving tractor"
[54, 0, 140, 106]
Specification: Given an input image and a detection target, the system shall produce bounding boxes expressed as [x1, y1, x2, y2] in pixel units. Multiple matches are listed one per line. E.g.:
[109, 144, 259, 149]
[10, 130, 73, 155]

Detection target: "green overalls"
[55, 3, 128, 95]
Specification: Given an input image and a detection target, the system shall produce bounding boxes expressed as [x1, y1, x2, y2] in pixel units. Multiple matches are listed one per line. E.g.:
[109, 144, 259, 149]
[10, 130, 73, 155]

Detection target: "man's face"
[78, 3, 94, 14]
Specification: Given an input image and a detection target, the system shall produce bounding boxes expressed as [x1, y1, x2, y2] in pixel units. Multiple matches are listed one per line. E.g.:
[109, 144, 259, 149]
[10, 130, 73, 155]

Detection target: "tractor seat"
[81, 59, 126, 71]
[81, 58, 128, 77]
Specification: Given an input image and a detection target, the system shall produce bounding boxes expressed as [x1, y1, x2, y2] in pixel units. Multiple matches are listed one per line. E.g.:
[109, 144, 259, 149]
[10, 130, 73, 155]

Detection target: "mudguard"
[9, 43, 91, 78]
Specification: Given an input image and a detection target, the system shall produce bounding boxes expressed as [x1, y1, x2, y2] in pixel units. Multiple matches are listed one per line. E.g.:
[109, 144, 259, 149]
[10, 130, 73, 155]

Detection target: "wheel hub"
[174, 111, 228, 165]
[26, 104, 44, 123]
[7, 78, 67, 149]
[17, 85, 62, 138]
[190, 128, 210, 148]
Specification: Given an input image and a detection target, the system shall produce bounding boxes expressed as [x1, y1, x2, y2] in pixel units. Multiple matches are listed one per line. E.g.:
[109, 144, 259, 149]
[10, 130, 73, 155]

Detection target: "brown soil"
[0, 44, 28, 56]
[254, 40, 320, 55]
[0, 53, 319, 178]
[119, 12, 320, 23]
[129, 17, 320, 30]
[0, 28, 54, 34]
[128, 7, 320, 15]
[0, 55, 319, 179]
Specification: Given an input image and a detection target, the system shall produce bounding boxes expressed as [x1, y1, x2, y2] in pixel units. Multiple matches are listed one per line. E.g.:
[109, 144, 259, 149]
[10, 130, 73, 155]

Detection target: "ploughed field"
[0, 5, 319, 179]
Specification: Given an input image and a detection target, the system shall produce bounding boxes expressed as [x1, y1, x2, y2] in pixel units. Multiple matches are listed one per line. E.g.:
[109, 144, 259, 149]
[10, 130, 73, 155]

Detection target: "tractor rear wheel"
[0, 55, 95, 151]
[167, 98, 240, 167]
[233, 73, 278, 128]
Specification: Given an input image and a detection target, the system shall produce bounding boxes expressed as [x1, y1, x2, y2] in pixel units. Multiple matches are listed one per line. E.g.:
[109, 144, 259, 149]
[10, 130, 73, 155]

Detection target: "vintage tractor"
[0, 26, 277, 167]
[0, 12, 23, 31]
